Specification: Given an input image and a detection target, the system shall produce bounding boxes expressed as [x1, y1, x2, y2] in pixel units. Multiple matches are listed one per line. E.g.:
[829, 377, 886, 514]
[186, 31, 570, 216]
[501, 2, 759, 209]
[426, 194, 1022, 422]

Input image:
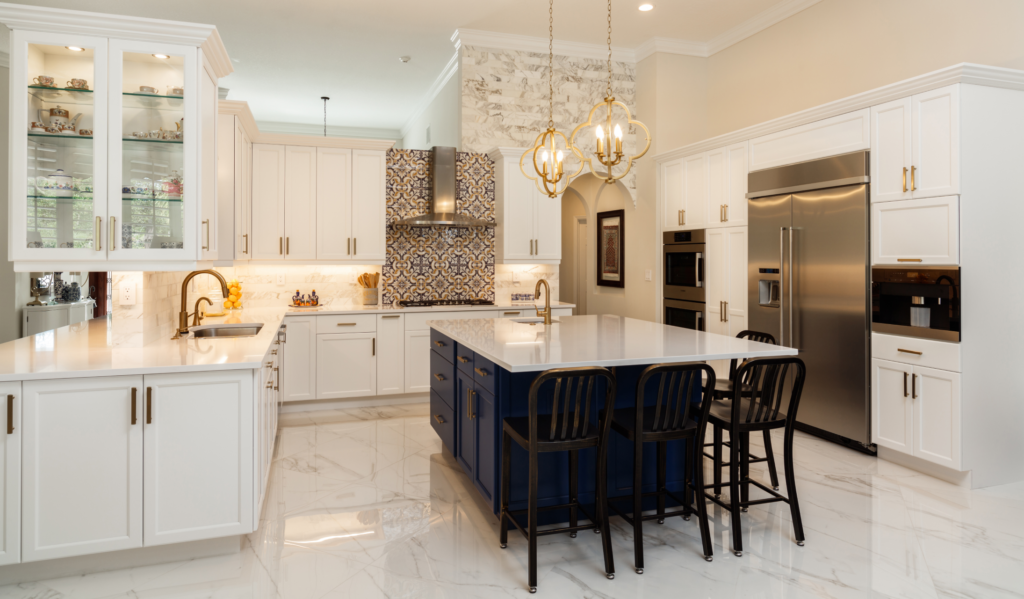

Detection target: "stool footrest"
[607, 488, 693, 525]
[503, 502, 598, 541]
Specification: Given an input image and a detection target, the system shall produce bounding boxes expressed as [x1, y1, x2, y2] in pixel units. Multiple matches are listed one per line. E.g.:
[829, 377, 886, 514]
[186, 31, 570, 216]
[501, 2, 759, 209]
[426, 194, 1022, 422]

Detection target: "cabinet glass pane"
[119, 52, 185, 250]
[26, 44, 96, 249]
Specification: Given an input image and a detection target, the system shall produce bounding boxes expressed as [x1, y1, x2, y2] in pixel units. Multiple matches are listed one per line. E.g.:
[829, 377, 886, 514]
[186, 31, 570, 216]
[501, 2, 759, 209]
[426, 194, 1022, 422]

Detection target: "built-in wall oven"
[663, 230, 706, 331]
[871, 266, 960, 342]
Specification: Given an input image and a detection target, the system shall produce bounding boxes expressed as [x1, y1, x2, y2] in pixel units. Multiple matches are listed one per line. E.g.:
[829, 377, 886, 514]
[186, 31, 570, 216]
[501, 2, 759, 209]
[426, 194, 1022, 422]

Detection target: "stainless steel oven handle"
[789, 227, 794, 349]
[696, 311, 703, 332]
[780, 227, 786, 345]
[695, 252, 704, 288]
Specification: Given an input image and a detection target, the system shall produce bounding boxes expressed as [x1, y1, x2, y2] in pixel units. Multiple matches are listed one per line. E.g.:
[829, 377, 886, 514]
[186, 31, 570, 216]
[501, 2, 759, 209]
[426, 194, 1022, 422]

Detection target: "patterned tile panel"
[382, 149, 496, 305]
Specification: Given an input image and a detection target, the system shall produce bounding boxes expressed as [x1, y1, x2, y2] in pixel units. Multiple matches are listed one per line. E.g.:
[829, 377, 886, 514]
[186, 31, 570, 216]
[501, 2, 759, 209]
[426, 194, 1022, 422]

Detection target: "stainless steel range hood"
[393, 146, 494, 228]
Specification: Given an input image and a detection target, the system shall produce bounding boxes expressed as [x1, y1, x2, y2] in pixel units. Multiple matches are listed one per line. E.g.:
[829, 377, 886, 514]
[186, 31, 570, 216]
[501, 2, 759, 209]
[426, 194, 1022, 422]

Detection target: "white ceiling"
[11, 0, 805, 136]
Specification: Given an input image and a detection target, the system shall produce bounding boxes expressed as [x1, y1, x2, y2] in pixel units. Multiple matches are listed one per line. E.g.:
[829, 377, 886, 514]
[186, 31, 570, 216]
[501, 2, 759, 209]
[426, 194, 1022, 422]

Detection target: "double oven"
[663, 230, 706, 331]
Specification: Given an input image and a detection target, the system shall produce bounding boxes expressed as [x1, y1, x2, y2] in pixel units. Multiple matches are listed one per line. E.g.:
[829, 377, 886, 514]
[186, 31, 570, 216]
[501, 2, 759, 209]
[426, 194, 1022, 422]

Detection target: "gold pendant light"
[569, 0, 651, 184]
[520, 0, 583, 198]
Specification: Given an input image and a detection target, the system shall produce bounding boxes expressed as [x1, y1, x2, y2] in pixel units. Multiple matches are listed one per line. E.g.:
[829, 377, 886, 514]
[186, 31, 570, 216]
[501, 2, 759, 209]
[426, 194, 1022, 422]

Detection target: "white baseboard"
[877, 447, 972, 488]
[279, 393, 429, 413]
[0, 535, 241, 584]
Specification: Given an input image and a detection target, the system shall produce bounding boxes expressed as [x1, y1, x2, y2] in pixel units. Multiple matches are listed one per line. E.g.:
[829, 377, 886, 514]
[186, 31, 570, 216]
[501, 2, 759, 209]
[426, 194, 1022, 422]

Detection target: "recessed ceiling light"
[65, 46, 85, 52]
[399, 56, 411, 63]
[152, 54, 170, 59]
[639, 3, 654, 11]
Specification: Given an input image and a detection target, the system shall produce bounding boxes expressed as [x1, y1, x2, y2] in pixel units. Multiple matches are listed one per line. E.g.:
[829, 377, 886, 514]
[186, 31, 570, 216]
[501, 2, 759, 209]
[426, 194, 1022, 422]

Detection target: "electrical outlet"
[645, 269, 652, 281]
[121, 283, 136, 305]
[276, 274, 285, 286]
[511, 270, 519, 282]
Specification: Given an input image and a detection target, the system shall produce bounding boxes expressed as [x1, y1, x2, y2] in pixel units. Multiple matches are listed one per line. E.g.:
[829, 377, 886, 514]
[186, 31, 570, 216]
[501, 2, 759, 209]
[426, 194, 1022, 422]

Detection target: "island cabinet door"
[22, 376, 144, 562]
[0, 383, 20, 566]
[456, 369, 476, 478]
[472, 385, 497, 503]
[143, 371, 254, 546]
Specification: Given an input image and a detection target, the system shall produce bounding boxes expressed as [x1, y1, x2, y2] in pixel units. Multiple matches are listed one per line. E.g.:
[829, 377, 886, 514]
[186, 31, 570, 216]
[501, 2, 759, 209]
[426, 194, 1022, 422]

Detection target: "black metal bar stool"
[706, 330, 781, 495]
[499, 366, 616, 593]
[606, 363, 717, 572]
[704, 356, 807, 556]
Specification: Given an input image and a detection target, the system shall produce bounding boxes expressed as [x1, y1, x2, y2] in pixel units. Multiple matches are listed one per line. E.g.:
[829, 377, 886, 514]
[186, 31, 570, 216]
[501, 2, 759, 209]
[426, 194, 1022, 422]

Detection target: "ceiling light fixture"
[639, 3, 654, 11]
[321, 96, 330, 137]
[399, 56, 410, 63]
[569, 0, 651, 186]
[152, 54, 170, 59]
[65, 46, 85, 52]
[521, 0, 583, 198]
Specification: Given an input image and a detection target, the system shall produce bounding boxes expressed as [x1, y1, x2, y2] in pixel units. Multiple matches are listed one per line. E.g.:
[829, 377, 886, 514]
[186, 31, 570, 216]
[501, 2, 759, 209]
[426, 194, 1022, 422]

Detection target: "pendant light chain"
[321, 96, 329, 137]
[548, 0, 554, 129]
[606, 0, 612, 98]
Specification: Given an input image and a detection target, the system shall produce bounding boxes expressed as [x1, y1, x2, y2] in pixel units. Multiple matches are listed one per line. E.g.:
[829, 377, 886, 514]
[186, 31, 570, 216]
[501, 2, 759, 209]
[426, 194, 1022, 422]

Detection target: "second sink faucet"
[534, 278, 552, 325]
[173, 270, 231, 339]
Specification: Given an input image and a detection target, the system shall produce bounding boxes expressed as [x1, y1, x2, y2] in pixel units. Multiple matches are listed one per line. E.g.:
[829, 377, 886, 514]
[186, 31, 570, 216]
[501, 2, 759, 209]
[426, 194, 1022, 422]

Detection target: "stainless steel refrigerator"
[747, 151, 872, 449]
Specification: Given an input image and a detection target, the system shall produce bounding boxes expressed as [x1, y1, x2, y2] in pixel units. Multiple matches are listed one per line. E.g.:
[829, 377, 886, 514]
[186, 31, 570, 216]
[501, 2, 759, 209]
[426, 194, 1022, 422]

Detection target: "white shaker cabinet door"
[725, 226, 748, 332]
[705, 147, 727, 229]
[704, 228, 727, 329]
[871, 97, 913, 203]
[281, 316, 317, 402]
[376, 315, 405, 395]
[22, 376, 144, 562]
[661, 159, 684, 232]
[0, 383, 20, 566]
[912, 365, 962, 470]
[316, 147, 353, 260]
[681, 153, 707, 230]
[871, 196, 959, 265]
[351, 149, 387, 262]
[533, 187, 561, 260]
[404, 329, 432, 394]
[284, 146, 318, 261]
[912, 85, 960, 200]
[251, 144, 286, 260]
[724, 142, 748, 227]
[871, 359, 913, 455]
[503, 167, 537, 260]
[317, 333, 377, 399]
[143, 371, 254, 545]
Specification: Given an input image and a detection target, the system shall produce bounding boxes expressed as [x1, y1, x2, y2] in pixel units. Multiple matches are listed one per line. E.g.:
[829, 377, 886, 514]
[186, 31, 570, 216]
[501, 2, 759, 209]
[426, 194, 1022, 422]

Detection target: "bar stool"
[707, 331, 781, 494]
[704, 356, 807, 556]
[606, 363, 717, 573]
[499, 366, 617, 593]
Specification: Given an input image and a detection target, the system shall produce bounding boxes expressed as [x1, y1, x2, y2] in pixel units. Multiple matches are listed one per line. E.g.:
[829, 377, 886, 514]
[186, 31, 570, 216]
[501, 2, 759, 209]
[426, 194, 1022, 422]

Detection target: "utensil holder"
[362, 288, 379, 306]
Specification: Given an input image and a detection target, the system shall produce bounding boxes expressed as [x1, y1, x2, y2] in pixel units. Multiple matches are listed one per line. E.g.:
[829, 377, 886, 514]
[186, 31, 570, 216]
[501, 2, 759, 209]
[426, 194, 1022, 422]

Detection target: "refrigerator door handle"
[780, 226, 786, 345]
[789, 226, 795, 350]
[696, 311, 703, 332]
[695, 253, 704, 288]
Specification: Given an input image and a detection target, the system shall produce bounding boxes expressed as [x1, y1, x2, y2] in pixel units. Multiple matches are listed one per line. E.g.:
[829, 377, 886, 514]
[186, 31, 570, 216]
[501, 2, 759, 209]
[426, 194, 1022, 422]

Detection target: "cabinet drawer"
[871, 196, 959, 265]
[473, 354, 496, 396]
[872, 332, 960, 372]
[430, 350, 455, 409]
[430, 329, 455, 363]
[317, 314, 376, 334]
[455, 344, 475, 374]
[430, 391, 456, 456]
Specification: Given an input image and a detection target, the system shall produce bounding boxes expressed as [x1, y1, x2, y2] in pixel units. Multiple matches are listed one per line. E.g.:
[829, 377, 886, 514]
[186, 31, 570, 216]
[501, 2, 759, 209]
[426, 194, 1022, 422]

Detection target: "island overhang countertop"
[427, 314, 798, 373]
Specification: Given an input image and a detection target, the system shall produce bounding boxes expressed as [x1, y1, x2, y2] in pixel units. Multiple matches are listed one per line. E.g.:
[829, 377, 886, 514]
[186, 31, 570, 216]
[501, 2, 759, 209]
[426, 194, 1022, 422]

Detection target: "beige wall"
[401, 64, 461, 151]
[706, 0, 1024, 137]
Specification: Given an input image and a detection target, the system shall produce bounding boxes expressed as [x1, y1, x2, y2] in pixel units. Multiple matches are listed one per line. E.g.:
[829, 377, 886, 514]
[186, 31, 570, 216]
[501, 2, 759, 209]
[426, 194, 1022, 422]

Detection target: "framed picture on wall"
[597, 209, 624, 288]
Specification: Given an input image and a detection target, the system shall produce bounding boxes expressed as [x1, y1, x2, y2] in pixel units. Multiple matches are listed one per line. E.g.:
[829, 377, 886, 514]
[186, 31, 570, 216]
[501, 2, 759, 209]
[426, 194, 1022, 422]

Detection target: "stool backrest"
[528, 366, 617, 443]
[731, 356, 806, 426]
[636, 363, 716, 433]
[729, 330, 777, 383]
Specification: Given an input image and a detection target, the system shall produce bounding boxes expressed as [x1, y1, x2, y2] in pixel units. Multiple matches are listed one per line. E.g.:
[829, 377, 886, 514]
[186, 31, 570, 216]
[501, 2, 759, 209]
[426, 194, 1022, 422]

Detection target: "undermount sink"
[510, 317, 559, 325]
[191, 323, 263, 338]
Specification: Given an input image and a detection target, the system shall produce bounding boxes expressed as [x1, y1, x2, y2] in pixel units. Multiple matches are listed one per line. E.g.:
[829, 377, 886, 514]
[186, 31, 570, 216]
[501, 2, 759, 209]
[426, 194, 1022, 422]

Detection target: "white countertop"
[282, 300, 574, 316]
[428, 314, 797, 373]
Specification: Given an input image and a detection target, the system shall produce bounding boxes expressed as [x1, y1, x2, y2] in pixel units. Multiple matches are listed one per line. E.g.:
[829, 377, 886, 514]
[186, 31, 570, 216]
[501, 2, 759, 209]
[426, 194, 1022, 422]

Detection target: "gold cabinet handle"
[110, 216, 117, 250]
[286, 237, 290, 255]
[372, 337, 375, 356]
[130, 388, 137, 425]
[504, 311, 521, 316]
[434, 340, 445, 348]
[382, 315, 400, 319]
[243, 233, 248, 254]
[273, 367, 279, 391]
[912, 373, 918, 399]
[724, 204, 728, 222]
[457, 356, 470, 364]
[467, 389, 475, 419]
[724, 300, 728, 323]
[902, 167, 908, 193]
[434, 414, 445, 425]
[474, 367, 489, 377]
[897, 258, 923, 263]
[146, 387, 152, 424]
[433, 373, 445, 382]
[681, 209, 686, 226]
[95, 216, 102, 251]
[279, 237, 283, 255]
[354, 238, 357, 255]
[903, 371, 909, 398]
[271, 349, 277, 355]
[897, 348, 923, 356]
[7, 394, 13, 435]
[911, 166, 916, 191]
[347, 238, 351, 255]
[336, 322, 356, 326]
[266, 361, 273, 367]
[677, 209, 682, 226]
[202, 219, 210, 251]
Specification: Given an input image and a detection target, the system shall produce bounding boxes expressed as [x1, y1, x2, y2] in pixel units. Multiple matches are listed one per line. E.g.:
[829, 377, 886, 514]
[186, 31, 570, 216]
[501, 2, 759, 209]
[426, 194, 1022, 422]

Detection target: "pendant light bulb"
[614, 124, 623, 140]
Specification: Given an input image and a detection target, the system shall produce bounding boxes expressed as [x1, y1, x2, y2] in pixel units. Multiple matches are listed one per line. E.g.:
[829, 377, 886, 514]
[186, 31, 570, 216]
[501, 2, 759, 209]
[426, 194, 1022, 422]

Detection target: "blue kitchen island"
[427, 314, 796, 519]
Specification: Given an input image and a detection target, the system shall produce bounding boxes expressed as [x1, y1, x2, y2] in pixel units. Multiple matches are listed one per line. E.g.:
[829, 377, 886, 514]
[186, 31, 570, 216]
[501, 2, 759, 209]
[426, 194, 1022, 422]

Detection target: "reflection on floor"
[2, 402, 1023, 598]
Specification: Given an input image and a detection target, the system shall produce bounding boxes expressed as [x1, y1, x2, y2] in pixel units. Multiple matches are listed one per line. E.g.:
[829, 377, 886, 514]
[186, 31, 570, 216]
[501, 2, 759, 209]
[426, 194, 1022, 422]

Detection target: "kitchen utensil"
[67, 78, 88, 89]
[139, 85, 157, 94]
[32, 75, 54, 87]
[357, 274, 366, 288]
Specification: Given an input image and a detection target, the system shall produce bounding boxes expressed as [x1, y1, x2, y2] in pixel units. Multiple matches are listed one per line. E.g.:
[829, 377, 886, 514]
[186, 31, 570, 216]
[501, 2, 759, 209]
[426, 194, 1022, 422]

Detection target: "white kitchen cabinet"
[143, 370, 253, 545]
[351, 149, 387, 261]
[661, 152, 705, 231]
[661, 158, 684, 232]
[22, 376, 143, 562]
[218, 103, 255, 261]
[706, 142, 748, 228]
[0, 383, 20, 566]
[705, 226, 748, 378]
[872, 358, 961, 470]
[251, 144, 286, 260]
[871, 98, 913, 203]
[912, 85, 960, 199]
[281, 316, 316, 402]
[871, 196, 959, 265]
[316, 147, 353, 260]
[488, 147, 558, 264]
[749, 108, 871, 172]
[199, 55, 221, 261]
[376, 315, 405, 395]
[284, 146, 317, 261]
[317, 333, 377, 399]
[404, 329, 432, 394]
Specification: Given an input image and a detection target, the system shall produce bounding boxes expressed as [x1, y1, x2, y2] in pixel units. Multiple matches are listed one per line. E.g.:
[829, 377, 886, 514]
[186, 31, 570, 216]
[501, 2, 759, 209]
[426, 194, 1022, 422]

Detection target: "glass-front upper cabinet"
[108, 40, 197, 261]
[11, 31, 108, 263]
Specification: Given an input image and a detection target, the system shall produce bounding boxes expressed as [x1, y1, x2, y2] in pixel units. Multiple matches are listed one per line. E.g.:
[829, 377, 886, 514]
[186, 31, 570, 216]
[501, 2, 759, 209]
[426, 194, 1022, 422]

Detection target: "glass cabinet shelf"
[28, 132, 93, 144]
[28, 85, 94, 105]
[122, 92, 184, 110]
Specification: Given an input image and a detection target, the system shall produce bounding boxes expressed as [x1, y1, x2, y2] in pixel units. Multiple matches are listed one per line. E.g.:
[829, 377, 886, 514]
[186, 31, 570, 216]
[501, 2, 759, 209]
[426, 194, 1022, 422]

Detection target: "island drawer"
[430, 329, 455, 363]
[473, 354, 496, 395]
[430, 350, 455, 409]
[872, 332, 961, 372]
[317, 314, 376, 334]
[430, 390, 456, 455]
[455, 344, 476, 374]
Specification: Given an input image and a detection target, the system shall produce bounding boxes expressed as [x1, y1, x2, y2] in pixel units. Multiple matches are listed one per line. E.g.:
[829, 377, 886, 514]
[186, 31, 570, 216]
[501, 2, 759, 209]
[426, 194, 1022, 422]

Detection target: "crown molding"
[707, 0, 822, 56]
[218, 100, 260, 141]
[256, 121, 401, 143]
[454, 28, 637, 63]
[655, 63, 1024, 164]
[635, 37, 708, 62]
[399, 50, 460, 139]
[0, 2, 232, 77]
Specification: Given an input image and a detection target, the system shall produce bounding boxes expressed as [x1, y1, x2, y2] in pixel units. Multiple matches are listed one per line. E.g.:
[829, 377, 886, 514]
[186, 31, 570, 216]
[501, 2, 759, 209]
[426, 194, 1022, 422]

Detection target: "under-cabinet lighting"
[153, 54, 170, 59]
[639, 4, 654, 11]
[66, 46, 85, 52]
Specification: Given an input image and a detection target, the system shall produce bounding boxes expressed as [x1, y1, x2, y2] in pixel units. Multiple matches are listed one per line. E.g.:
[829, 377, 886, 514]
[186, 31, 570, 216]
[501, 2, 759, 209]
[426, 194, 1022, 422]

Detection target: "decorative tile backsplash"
[381, 149, 496, 305]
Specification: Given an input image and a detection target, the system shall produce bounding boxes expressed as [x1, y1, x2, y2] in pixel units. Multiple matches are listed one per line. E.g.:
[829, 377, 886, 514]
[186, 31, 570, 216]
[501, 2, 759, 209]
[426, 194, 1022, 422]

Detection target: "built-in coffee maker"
[871, 266, 960, 342]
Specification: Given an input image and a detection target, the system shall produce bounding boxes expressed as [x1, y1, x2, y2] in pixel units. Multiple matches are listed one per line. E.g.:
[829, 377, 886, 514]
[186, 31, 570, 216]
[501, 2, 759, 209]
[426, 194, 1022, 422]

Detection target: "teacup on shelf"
[44, 126, 60, 135]
[166, 85, 184, 96]
[32, 75, 54, 87]
[78, 129, 92, 136]
[30, 121, 47, 132]
[139, 85, 157, 94]
[67, 78, 89, 90]
[59, 125, 77, 135]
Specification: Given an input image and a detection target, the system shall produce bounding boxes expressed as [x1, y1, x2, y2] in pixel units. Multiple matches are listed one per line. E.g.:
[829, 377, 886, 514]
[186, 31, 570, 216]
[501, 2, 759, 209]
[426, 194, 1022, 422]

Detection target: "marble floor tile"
[4, 402, 1023, 598]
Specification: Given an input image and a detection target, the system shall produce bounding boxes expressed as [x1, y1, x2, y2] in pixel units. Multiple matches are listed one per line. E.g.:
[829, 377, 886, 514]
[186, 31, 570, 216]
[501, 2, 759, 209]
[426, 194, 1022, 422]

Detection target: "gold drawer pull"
[336, 323, 356, 326]
[434, 414, 445, 425]
[382, 315, 401, 319]
[433, 373, 445, 382]
[897, 258, 923, 263]
[897, 348, 923, 356]
[434, 340, 445, 348]
[457, 356, 471, 364]
[474, 367, 489, 377]
[504, 311, 521, 316]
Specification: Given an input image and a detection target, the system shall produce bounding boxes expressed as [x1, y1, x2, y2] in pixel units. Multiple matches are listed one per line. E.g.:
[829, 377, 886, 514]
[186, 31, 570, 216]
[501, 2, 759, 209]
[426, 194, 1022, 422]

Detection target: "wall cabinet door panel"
[376, 315, 404, 395]
[251, 144, 286, 260]
[871, 98, 913, 203]
[533, 186, 561, 260]
[871, 196, 959, 265]
[661, 159, 684, 232]
[913, 366, 961, 470]
[0, 383, 19, 566]
[22, 376, 143, 562]
[316, 148, 352, 260]
[143, 371, 253, 545]
[284, 146, 317, 261]
[351, 150, 386, 261]
[871, 359, 913, 454]
[281, 316, 316, 402]
[317, 333, 377, 399]
[725, 142, 748, 226]
[912, 85, 960, 199]
[705, 148, 727, 229]
[682, 153, 707, 230]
